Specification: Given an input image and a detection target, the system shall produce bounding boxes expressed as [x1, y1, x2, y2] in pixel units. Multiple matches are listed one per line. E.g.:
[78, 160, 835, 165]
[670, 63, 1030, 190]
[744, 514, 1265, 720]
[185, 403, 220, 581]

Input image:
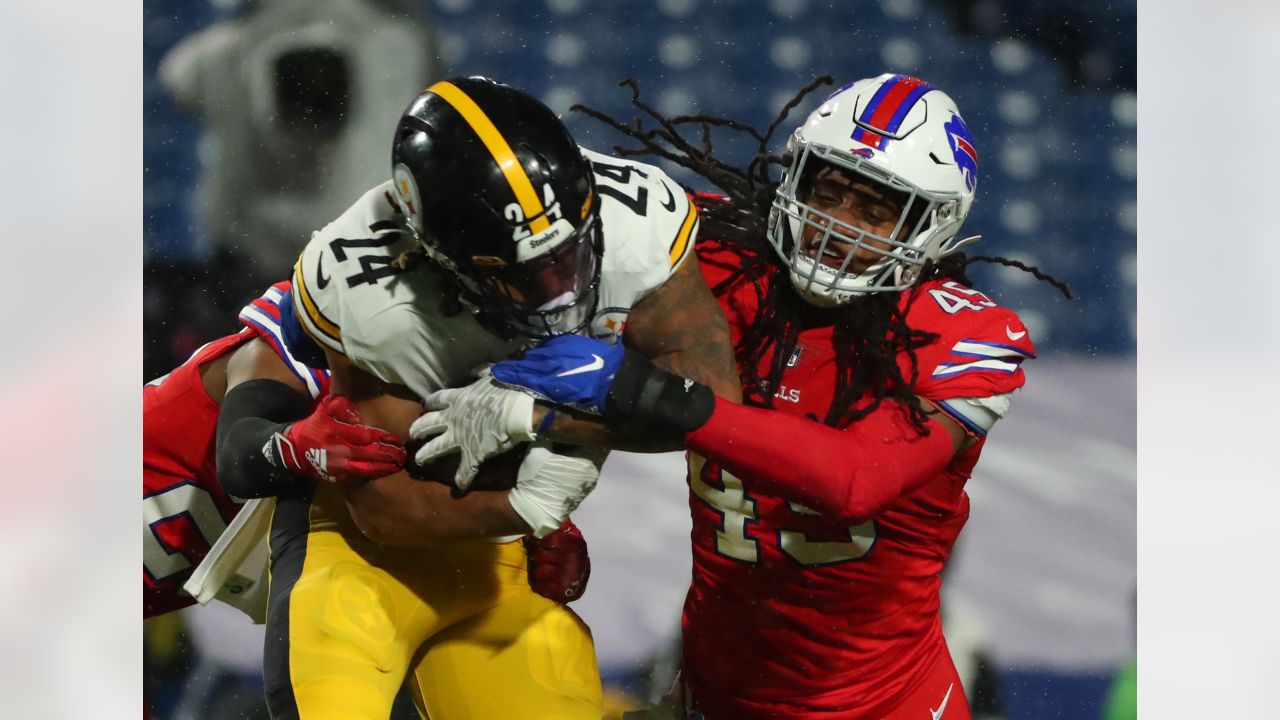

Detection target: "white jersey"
[290, 148, 698, 399]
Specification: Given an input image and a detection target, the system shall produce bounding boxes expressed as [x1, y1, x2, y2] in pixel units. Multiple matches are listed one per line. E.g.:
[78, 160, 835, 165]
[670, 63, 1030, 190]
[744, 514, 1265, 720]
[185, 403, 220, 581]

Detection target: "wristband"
[606, 349, 715, 435]
[536, 407, 558, 437]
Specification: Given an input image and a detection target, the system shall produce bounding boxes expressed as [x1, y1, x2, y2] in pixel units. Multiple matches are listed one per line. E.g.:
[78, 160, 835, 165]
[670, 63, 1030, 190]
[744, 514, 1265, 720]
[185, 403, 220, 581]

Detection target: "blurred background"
[143, 0, 1135, 718]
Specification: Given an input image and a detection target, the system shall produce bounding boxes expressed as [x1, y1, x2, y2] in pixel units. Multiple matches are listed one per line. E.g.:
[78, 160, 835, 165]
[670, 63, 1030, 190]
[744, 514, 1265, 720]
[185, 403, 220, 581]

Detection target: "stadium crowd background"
[142, 0, 1136, 718]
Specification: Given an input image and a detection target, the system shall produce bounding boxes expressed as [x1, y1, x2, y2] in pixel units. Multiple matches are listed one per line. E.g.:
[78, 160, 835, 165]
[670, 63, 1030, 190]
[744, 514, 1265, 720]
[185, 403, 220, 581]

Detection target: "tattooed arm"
[538, 250, 742, 452]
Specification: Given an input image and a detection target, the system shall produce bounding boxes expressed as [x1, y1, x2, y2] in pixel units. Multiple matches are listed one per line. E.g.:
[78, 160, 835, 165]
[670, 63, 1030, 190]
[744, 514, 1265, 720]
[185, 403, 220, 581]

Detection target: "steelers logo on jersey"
[589, 308, 628, 344]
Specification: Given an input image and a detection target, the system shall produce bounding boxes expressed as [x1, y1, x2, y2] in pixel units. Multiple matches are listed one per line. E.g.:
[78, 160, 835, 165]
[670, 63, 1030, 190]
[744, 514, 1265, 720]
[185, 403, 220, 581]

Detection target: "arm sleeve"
[684, 397, 956, 523]
[215, 379, 314, 499]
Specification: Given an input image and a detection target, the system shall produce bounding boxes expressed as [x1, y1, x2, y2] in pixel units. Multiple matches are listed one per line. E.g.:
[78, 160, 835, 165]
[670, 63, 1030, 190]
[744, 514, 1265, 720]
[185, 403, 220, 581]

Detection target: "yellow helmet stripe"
[428, 81, 550, 234]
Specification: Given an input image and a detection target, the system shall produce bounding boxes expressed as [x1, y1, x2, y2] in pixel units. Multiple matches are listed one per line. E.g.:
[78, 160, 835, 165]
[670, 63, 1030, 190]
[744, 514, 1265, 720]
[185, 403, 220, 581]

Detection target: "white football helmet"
[767, 73, 981, 306]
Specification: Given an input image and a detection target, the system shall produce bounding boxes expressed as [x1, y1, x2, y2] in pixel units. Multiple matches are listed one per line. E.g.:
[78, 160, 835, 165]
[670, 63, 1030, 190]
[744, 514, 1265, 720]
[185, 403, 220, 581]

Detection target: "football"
[404, 440, 529, 491]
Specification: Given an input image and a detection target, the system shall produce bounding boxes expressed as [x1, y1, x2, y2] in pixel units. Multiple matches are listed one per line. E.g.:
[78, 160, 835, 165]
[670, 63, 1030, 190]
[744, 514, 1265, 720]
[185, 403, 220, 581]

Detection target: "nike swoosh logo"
[930, 682, 954, 720]
[1005, 325, 1026, 341]
[658, 180, 677, 212]
[556, 354, 605, 377]
[315, 255, 332, 290]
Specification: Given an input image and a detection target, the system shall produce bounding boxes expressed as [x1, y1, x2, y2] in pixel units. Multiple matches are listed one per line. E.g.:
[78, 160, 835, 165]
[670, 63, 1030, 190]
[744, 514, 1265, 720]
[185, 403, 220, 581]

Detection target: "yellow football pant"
[264, 495, 602, 720]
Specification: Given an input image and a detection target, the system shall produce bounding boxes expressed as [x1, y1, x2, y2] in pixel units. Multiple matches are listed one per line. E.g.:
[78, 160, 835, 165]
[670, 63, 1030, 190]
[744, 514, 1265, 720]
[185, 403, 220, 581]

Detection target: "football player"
[223, 77, 740, 719]
[427, 74, 1074, 720]
[145, 282, 592, 622]
[144, 281, 385, 618]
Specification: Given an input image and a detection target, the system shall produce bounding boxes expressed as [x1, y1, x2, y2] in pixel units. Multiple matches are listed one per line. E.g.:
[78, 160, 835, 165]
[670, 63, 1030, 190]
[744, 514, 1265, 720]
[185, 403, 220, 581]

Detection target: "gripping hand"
[507, 445, 602, 537]
[524, 518, 591, 603]
[493, 334, 715, 436]
[409, 376, 536, 491]
[490, 334, 625, 415]
[265, 395, 406, 483]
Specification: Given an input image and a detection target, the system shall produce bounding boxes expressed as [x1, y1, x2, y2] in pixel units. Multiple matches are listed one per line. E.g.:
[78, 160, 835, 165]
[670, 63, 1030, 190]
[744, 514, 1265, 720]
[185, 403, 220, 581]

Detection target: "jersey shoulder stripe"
[237, 283, 330, 398]
[934, 394, 1011, 437]
[291, 254, 343, 353]
[668, 194, 699, 269]
[287, 182, 415, 362]
[276, 288, 331, 371]
[581, 147, 701, 304]
[931, 338, 1035, 377]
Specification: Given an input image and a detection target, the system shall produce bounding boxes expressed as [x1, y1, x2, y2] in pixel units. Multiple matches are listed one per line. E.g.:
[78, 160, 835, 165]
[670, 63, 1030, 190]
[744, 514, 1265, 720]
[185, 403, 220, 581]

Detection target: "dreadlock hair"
[380, 189, 469, 321]
[573, 78, 1073, 434]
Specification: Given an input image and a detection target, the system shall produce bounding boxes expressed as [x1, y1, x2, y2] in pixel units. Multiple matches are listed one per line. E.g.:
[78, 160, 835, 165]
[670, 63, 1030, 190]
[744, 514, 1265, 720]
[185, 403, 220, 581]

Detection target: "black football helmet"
[390, 76, 600, 338]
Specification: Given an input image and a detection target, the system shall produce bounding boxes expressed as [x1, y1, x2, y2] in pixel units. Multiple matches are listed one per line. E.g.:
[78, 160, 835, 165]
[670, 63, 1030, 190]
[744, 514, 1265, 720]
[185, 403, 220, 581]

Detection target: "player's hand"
[524, 518, 591, 603]
[507, 445, 603, 537]
[410, 375, 536, 491]
[268, 395, 406, 483]
[490, 334, 625, 415]
[493, 334, 714, 436]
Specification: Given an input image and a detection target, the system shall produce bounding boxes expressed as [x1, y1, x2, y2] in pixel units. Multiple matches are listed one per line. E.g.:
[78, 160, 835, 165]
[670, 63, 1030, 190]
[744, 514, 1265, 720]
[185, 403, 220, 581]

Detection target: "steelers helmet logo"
[393, 163, 423, 230]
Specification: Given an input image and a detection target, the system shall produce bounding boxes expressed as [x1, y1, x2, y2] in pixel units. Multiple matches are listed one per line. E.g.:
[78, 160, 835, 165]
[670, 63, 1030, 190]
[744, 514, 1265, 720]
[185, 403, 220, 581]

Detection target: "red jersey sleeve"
[686, 397, 955, 524]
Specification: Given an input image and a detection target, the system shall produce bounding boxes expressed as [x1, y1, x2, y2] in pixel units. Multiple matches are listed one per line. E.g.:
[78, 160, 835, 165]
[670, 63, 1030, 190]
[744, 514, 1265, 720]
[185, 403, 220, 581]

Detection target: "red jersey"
[142, 282, 329, 618]
[681, 240, 1035, 719]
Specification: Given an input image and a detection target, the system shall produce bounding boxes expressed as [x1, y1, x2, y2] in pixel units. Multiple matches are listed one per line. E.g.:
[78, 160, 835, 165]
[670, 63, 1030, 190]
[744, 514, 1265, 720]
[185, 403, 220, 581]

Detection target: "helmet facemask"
[768, 141, 965, 306]
[460, 213, 603, 338]
[403, 205, 601, 339]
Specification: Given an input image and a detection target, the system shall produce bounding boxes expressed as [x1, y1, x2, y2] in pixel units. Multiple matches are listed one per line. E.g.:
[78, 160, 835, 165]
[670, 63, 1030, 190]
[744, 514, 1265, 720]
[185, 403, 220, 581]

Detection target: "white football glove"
[508, 445, 605, 538]
[409, 376, 536, 490]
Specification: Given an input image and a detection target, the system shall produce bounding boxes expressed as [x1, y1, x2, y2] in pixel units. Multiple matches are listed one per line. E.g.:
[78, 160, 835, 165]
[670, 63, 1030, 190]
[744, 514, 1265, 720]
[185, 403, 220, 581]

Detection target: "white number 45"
[689, 455, 875, 567]
[928, 281, 996, 314]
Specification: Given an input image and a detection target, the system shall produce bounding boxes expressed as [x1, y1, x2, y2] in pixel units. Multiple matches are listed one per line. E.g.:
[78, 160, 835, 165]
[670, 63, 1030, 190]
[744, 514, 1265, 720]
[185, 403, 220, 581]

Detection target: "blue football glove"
[490, 334, 626, 415]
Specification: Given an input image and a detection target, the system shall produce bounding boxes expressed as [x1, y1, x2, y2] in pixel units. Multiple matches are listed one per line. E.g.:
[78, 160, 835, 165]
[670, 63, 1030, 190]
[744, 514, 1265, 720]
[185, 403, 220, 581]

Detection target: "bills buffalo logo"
[943, 113, 979, 191]
[848, 147, 875, 159]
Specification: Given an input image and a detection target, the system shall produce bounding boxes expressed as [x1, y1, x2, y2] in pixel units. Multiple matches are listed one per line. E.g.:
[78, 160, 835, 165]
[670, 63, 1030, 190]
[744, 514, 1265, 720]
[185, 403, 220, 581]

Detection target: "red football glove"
[268, 395, 407, 484]
[524, 518, 591, 603]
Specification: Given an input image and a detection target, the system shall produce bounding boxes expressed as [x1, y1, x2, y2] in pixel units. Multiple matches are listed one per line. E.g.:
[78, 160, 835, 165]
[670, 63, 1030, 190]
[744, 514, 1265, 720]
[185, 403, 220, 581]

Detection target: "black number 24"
[591, 159, 648, 217]
[329, 235, 401, 287]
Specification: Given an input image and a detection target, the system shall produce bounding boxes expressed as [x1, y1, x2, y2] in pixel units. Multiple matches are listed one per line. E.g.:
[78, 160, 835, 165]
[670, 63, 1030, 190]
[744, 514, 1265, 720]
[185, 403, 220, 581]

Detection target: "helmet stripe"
[427, 81, 551, 233]
[852, 75, 936, 151]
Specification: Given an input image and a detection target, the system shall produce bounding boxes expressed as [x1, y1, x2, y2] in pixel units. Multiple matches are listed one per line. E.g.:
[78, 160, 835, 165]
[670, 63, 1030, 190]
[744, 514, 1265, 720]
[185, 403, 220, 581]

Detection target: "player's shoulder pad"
[291, 180, 405, 358]
[237, 281, 330, 398]
[582, 147, 699, 276]
[907, 278, 1036, 400]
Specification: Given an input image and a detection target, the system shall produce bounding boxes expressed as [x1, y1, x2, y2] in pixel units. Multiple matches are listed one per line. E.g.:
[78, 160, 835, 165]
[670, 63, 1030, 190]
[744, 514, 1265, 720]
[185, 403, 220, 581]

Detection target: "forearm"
[216, 379, 313, 498]
[344, 472, 530, 545]
[537, 405, 678, 452]
[557, 248, 739, 452]
[540, 343, 740, 453]
[685, 397, 955, 523]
